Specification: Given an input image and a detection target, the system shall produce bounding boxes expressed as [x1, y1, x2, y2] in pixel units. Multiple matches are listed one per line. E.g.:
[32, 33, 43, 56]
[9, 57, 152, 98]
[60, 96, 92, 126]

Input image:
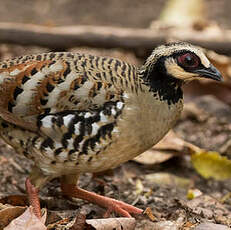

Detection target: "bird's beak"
[193, 64, 224, 82]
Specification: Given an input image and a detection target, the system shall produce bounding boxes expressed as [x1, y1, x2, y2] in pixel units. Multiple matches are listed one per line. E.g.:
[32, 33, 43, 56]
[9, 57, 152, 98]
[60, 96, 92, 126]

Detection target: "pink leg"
[25, 178, 41, 219]
[61, 183, 143, 218]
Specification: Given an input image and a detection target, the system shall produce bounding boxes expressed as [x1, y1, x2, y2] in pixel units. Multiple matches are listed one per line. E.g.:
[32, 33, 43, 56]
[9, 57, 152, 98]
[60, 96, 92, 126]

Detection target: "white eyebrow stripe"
[200, 55, 210, 68]
[189, 47, 210, 68]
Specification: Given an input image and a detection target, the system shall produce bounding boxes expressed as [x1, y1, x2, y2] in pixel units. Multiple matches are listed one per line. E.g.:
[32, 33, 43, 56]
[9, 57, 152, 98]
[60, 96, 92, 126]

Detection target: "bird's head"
[140, 42, 223, 85]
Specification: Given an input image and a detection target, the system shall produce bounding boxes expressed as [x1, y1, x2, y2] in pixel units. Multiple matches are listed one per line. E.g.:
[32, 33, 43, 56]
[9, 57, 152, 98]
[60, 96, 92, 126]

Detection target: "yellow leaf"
[191, 151, 231, 180]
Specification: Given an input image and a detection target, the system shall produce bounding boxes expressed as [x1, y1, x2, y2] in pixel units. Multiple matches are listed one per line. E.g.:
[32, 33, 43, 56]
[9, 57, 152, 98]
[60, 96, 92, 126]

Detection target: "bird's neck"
[139, 67, 183, 105]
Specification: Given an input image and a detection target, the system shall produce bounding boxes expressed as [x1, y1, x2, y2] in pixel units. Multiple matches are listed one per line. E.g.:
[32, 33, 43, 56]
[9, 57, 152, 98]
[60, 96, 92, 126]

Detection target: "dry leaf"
[134, 149, 174, 165]
[154, 130, 197, 152]
[47, 217, 74, 230]
[4, 206, 47, 230]
[0, 195, 28, 206]
[70, 213, 86, 230]
[143, 207, 155, 221]
[0, 204, 26, 229]
[145, 173, 191, 188]
[86, 218, 136, 230]
[191, 151, 231, 180]
[134, 130, 199, 165]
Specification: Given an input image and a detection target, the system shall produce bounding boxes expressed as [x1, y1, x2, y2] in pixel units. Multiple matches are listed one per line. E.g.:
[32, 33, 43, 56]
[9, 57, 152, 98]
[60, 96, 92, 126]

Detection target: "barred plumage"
[0, 42, 223, 218]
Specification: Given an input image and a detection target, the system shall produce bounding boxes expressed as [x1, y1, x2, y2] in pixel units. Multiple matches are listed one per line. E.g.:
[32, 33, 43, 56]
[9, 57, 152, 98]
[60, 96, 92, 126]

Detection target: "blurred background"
[0, 0, 228, 28]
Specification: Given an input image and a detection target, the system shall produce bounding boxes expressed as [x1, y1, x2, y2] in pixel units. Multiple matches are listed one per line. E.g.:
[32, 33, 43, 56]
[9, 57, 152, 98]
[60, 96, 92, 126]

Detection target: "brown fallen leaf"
[0, 195, 28, 207]
[0, 204, 26, 229]
[134, 130, 199, 165]
[70, 213, 87, 230]
[145, 173, 191, 189]
[133, 149, 174, 165]
[183, 221, 197, 229]
[153, 130, 199, 152]
[4, 206, 47, 230]
[143, 207, 155, 222]
[85, 218, 136, 230]
[47, 217, 74, 230]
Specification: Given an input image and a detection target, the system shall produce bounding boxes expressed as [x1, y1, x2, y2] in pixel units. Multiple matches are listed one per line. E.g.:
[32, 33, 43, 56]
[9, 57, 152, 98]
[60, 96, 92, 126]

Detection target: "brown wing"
[0, 52, 129, 132]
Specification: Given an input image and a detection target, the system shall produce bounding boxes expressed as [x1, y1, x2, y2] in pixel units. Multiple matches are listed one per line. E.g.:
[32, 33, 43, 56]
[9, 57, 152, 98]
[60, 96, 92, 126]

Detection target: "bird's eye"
[177, 53, 200, 69]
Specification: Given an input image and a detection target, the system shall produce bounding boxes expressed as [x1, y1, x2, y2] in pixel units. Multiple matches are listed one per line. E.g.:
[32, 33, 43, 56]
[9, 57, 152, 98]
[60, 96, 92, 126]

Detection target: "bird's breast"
[88, 90, 183, 172]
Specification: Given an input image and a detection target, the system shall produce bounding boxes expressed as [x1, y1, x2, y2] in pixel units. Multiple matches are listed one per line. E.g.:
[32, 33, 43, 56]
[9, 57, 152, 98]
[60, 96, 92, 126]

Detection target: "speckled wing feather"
[0, 52, 135, 130]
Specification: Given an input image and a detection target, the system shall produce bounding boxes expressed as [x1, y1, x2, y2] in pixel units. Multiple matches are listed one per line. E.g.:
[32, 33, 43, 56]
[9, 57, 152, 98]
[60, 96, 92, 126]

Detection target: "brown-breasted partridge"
[0, 42, 222, 218]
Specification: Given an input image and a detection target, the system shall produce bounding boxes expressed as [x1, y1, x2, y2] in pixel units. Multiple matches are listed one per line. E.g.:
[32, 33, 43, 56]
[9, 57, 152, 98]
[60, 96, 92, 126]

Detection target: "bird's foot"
[61, 183, 143, 218]
[25, 178, 41, 219]
[102, 198, 143, 218]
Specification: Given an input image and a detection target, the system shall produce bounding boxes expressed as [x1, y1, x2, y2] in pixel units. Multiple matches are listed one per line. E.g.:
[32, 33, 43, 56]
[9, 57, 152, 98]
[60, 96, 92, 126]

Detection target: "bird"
[0, 42, 222, 219]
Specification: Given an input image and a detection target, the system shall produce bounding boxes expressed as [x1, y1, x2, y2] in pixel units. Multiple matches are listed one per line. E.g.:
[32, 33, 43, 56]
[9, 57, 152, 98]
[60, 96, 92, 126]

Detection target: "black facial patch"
[142, 56, 183, 105]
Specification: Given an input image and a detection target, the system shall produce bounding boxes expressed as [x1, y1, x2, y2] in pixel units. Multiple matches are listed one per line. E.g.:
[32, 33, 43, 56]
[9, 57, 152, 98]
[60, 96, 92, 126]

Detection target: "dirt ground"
[0, 0, 231, 229]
